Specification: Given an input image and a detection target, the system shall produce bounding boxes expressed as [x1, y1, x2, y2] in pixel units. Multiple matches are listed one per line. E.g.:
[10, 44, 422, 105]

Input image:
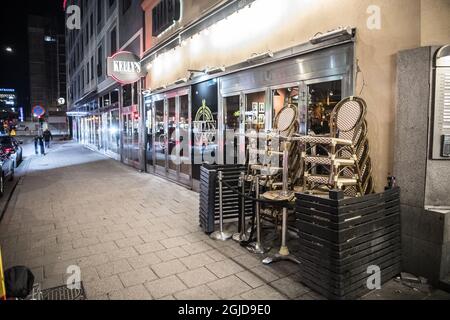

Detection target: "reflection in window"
[123, 84, 132, 106]
[111, 90, 119, 105]
[307, 80, 342, 135]
[145, 102, 153, 166]
[180, 95, 190, 176]
[225, 95, 240, 164]
[273, 86, 299, 120]
[246, 92, 265, 132]
[168, 98, 177, 171]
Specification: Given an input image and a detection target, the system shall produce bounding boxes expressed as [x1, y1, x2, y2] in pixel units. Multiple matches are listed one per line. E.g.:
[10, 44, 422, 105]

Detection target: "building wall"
[142, 0, 439, 192]
[28, 15, 65, 118]
[119, 0, 144, 51]
[66, 0, 144, 110]
[141, 0, 225, 53]
[420, 0, 450, 46]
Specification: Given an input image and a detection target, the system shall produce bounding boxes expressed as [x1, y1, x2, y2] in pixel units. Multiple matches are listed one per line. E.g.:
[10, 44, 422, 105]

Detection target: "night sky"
[0, 0, 64, 111]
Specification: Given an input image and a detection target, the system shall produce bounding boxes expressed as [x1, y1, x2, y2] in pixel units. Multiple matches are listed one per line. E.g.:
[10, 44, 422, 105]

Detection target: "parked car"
[0, 150, 15, 197]
[0, 136, 23, 167]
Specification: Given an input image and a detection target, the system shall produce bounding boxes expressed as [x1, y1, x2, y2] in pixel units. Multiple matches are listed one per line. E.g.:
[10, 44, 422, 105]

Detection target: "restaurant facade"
[67, 0, 450, 286]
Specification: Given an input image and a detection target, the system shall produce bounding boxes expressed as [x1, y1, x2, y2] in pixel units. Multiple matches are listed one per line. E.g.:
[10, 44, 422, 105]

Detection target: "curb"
[0, 156, 32, 224]
[0, 178, 20, 223]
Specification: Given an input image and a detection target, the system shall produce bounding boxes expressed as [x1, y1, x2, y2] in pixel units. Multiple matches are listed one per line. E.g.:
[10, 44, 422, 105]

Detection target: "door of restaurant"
[149, 89, 192, 187]
[120, 82, 141, 169]
[122, 107, 140, 169]
[302, 77, 343, 135]
[221, 78, 345, 165]
[222, 89, 270, 165]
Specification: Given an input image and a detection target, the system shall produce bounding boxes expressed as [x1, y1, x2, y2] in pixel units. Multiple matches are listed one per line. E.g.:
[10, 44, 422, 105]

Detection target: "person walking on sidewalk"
[43, 129, 53, 149]
[34, 135, 45, 156]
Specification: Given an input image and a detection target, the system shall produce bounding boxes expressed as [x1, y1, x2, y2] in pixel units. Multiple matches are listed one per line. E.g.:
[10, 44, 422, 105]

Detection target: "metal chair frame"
[300, 96, 370, 196]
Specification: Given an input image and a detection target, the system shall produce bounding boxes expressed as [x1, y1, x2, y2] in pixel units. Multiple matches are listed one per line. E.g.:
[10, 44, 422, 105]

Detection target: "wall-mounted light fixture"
[155, 85, 167, 91]
[188, 69, 205, 80]
[309, 26, 353, 44]
[204, 66, 225, 75]
[247, 51, 274, 63]
[173, 78, 188, 85]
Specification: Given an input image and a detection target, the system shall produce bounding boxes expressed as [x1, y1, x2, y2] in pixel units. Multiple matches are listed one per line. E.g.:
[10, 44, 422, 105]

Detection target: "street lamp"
[5, 46, 13, 53]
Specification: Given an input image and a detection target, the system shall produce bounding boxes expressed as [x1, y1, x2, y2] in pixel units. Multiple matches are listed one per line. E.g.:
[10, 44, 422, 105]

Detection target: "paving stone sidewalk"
[0, 141, 448, 300]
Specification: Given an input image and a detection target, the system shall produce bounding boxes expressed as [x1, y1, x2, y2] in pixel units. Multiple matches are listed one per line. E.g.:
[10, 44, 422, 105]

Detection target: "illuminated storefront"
[138, 0, 449, 193]
[140, 0, 357, 190]
[65, 0, 450, 285]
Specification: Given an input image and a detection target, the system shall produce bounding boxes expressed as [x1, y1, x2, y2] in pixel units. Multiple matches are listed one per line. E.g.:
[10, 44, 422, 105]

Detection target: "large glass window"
[146, 100, 153, 167]
[110, 28, 117, 55]
[307, 80, 342, 135]
[111, 90, 119, 105]
[110, 110, 120, 154]
[273, 86, 299, 120]
[167, 98, 177, 172]
[245, 92, 265, 132]
[179, 95, 190, 176]
[90, 14, 94, 37]
[123, 84, 132, 106]
[91, 56, 94, 80]
[97, 0, 103, 24]
[155, 100, 166, 169]
[99, 96, 104, 109]
[224, 95, 240, 165]
[122, 0, 131, 14]
[132, 82, 138, 105]
[95, 116, 101, 149]
[132, 115, 140, 163]
[245, 91, 265, 164]
[103, 93, 110, 108]
[97, 45, 103, 77]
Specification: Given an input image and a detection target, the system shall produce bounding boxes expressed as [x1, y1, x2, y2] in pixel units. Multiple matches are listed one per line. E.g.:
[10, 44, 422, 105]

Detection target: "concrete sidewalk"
[0, 141, 448, 300]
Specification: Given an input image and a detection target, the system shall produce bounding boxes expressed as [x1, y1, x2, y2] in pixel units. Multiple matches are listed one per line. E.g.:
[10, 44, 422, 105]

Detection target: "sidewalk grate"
[41, 283, 86, 300]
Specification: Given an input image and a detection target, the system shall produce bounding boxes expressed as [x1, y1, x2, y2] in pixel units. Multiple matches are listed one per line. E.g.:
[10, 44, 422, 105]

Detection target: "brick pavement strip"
[84, 275, 125, 297]
[240, 285, 287, 300]
[177, 267, 219, 288]
[151, 260, 188, 278]
[174, 285, 220, 300]
[2, 142, 441, 301]
[119, 267, 158, 288]
[144, 276, 188, 299]
[207, 275, 253, 299]
[108, 284, 153, 300]
[180, 253, 216, 270]
[127, 252, 162, 270]
[206, 259, 245, 279]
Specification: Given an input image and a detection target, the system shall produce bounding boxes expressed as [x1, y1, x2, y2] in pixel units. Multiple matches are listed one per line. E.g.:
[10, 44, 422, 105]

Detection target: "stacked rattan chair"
[247, 103, 300, 190]
[298, 96, 374, 196]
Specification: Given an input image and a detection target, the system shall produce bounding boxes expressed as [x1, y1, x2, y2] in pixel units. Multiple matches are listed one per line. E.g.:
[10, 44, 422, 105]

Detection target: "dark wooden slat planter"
[199, 164, 253, 234]
[295, 187, 402, 300]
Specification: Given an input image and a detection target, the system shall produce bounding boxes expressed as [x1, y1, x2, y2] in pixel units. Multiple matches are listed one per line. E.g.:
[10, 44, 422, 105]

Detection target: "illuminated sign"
[152, 0, 181, 37]
[107, 51, 147, 84]
[193, 99, 216, 147]
[19, 107, 24, 122]
[32, 105, 46, 118]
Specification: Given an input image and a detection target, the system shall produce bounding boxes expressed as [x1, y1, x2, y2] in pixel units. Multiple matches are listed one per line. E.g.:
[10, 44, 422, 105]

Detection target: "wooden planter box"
[199, 164, 253, 234]
[295, 187, 402, 300]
